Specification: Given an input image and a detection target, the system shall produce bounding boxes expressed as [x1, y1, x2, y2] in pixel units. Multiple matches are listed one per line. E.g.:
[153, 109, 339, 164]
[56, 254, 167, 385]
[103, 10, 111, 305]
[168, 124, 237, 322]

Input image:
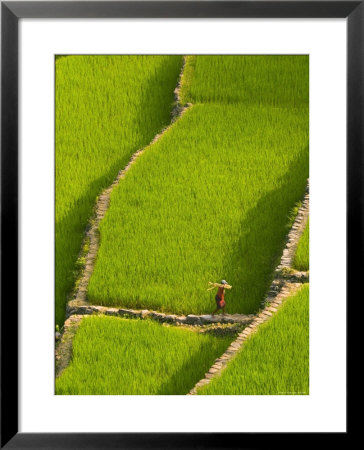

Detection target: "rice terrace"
[55, 55, 309, 395]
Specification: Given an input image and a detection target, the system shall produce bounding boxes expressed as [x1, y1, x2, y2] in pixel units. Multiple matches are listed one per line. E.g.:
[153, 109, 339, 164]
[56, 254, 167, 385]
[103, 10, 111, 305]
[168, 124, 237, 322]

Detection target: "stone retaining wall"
[66, 304, 254, 326]
[276, 181, 309, 271]
[55, 314, 83, 378]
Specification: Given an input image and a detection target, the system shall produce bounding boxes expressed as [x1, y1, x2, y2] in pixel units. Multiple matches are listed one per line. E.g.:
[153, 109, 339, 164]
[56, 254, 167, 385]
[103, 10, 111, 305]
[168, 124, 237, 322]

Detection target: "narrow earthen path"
[188, 180, 309, 394]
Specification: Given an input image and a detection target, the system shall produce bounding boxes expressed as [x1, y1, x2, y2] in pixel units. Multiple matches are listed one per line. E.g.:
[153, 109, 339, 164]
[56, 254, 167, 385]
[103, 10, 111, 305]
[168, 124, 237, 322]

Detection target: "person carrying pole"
[210, 280, 230, 316]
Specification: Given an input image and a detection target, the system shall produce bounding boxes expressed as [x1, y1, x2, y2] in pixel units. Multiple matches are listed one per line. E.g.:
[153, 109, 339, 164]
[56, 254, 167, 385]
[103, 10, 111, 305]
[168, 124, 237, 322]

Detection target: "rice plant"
[197, 284, 309, 395]
[293, 219, 309, 271]
[55, 316, 231, 395]
[55, 55, 182, 326]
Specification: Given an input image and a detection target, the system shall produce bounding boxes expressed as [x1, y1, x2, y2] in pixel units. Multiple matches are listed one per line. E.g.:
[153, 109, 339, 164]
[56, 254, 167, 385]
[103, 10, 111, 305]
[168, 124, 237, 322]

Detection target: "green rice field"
[88, 55, 309, 314]
[55, 55, 182, 326]
[293, 219, 309, 271]
[198, 284, 309, 395]
[55, 317, 231, 395]
[56, 55, 309, 396]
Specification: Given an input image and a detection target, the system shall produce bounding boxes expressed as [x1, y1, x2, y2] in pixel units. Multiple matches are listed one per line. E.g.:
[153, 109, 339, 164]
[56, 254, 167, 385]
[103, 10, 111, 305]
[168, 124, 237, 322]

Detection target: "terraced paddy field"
[55, 55, 182, 326]
[56, 55, 309, 396]
[88, 55, 309, 315]
[293, 219, 309, 271]
[55, 317, 232, 395]
[197, 284, 309, 395]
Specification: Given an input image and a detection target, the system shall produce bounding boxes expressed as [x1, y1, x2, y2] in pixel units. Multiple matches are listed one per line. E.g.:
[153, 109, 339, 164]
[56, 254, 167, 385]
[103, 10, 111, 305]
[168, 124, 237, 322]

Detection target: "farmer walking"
[212, 280, 229, 316]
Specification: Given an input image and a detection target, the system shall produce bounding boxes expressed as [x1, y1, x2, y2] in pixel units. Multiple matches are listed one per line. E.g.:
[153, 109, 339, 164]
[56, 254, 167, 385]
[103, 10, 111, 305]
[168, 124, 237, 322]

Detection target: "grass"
[197, 284, 309, 395]
[293, 219, 309, 271]
[88, 104, 309, 314]
[55, 55, 182, 326]
[55, 316, 231, 395]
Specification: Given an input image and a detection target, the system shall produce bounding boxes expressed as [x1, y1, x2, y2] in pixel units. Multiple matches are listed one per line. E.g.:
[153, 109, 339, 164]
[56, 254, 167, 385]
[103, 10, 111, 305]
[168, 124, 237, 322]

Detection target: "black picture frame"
[1, 1, 356, 448]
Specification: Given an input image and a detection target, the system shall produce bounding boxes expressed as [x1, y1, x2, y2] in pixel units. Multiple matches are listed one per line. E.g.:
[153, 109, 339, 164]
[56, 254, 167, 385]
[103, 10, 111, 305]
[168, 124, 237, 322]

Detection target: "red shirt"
[217, 286, 225, 301]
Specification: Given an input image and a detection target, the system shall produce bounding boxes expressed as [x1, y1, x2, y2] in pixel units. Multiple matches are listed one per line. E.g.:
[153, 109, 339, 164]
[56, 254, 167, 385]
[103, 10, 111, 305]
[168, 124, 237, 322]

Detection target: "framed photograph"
[1, 1, 355, 447]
